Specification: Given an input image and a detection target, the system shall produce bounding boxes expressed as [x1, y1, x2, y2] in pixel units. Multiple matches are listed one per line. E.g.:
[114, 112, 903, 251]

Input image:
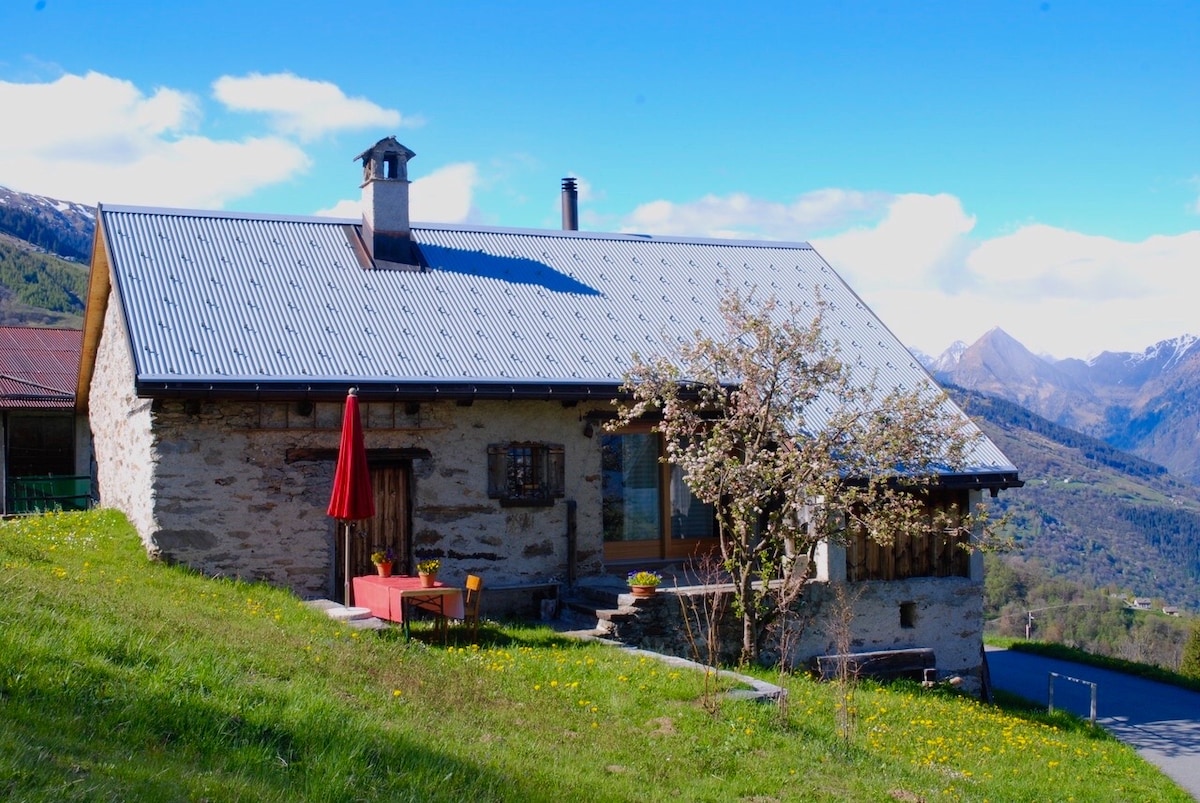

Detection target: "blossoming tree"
[612, 289, 984, 664]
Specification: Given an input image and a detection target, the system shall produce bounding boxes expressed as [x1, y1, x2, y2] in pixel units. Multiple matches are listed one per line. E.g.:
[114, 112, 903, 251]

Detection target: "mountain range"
[923, 328, 1200, 484]
[0, 186, 1197, 609]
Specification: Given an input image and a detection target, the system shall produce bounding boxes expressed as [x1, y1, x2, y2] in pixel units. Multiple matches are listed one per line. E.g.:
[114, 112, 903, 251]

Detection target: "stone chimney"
[355, 137, 417, 268]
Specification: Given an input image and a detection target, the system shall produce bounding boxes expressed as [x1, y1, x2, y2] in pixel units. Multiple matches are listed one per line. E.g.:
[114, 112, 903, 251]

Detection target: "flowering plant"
[370, 547, 395, 565]
[627, 570, 662, 587]
[416, 558, 441, 575]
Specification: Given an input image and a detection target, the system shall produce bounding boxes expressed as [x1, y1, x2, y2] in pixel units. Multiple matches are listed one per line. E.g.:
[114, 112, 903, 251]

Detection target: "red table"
[352, 575, 465, 638]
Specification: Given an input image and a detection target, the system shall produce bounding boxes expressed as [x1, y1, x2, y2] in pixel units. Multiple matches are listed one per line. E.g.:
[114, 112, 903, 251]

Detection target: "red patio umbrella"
[327, 388, 375, 604]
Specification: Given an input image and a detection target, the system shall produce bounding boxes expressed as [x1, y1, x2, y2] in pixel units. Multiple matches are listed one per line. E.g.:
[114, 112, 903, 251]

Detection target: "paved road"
[986, 646, 1200, 800]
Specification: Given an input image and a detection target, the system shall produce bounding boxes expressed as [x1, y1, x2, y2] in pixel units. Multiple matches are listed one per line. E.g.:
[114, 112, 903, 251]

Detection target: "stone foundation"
[595, 578, 984, 691]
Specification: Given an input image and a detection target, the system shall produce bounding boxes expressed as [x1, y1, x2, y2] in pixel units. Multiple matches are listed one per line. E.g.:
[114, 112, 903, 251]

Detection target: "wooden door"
[336, 463, 411, 602]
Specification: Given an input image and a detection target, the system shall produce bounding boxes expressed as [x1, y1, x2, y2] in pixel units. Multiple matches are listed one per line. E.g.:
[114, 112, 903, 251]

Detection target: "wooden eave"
[75, 210, 114, 415]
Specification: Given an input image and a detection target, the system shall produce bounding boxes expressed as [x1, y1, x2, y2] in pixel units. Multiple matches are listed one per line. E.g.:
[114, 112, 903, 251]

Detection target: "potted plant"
[371, 547, 395, 578]
[416, 558, 441, 588]
[627, 570, 662, 598]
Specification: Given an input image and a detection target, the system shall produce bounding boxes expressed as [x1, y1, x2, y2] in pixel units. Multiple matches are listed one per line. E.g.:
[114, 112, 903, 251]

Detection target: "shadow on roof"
[417, 243, 601, 296]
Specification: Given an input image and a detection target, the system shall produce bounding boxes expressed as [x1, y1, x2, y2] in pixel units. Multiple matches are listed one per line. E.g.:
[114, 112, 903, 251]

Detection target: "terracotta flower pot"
[376, 561, 393, 578]
[419, 572, 437, 588]
[630, 584, 657, 598]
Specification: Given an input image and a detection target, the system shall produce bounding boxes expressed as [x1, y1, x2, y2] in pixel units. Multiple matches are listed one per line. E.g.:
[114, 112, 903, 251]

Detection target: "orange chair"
[462, 574, 483, 642]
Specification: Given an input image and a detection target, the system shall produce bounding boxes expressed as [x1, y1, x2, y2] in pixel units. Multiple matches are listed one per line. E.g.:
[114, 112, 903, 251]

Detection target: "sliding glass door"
[601, 429, 718, 563]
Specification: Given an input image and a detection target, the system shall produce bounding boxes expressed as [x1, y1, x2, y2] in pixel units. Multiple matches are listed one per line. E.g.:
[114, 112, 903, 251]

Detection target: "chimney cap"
[354, 136, 416, 166]
[561, 176, 579, 231]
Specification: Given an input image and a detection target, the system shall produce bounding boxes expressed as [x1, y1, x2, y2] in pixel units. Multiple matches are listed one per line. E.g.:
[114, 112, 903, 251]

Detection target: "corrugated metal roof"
[98, 205, 1016, 476]
[0, 327, 79, 409]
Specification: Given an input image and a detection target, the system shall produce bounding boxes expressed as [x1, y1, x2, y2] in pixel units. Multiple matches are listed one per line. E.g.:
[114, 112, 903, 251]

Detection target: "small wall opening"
[383, 154, 401, 179]
[899, 601, 917, 629]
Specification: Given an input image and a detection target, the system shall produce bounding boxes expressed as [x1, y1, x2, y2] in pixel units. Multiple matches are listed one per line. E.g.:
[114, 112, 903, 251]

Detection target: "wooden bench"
[811, 648, 935, 682]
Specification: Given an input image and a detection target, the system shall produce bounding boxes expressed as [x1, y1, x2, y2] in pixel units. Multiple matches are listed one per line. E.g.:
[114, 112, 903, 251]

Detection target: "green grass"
[0, 510, 1191, 802]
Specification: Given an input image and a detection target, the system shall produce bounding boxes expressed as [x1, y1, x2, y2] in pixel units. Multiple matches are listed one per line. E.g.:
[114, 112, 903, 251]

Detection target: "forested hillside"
[0, 187, 94, 262]
[0, 187, 93, 328]
[950, 385, 1200, 610]
[0, 238, 87, 327]
[985, 553, 1194, 671]
[0, 206, 90, 262]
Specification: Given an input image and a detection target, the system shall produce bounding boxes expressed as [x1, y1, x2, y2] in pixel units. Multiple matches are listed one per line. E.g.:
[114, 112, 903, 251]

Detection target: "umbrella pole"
[343, 522, 352, 606]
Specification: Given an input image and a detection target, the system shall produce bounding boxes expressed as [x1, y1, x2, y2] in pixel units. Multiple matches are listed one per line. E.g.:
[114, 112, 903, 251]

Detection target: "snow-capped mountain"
[930, 329, 1200, 482]
[0, 185, 95, 262]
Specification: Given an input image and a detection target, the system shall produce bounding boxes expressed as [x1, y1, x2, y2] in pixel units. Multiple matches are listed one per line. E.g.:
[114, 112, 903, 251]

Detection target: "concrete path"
[986, 646, 1200, 800]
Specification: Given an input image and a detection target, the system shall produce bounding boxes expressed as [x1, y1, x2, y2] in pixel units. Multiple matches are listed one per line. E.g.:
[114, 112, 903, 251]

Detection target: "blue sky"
[1, 0, 1196, 360]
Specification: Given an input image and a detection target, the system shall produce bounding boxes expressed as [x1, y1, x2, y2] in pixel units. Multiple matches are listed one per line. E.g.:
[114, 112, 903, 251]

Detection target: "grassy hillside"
[951, 386, 1200, 610]
[0, 510, 1188, 801]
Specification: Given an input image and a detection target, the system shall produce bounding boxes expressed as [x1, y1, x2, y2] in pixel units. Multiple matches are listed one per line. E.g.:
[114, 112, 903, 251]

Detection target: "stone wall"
[90, 299, 157, 545]
[604, 577, 984, 689]
[402, 399, 607, 588]
[89, 322, 614, 599]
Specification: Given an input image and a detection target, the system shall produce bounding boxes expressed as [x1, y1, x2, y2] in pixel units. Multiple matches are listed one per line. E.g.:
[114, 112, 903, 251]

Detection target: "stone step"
[304, 598, 389, 630]
[558, 591, 644, 640]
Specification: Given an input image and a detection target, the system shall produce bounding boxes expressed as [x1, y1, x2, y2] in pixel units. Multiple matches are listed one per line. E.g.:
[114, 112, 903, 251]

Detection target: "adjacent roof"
[0, 326, 80, 409]
[81, 204, 1019, 486]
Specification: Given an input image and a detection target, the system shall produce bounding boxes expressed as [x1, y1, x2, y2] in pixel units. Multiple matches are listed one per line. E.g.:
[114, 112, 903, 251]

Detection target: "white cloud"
[212, 72, 408, 140]
[814, 194, 977, 291]
[0, 70, 309, 207]
[830, 215, 1200, 360]
[413, 163, 479, 222]
[0, 71, 196, 159]
[315, 199, 361, 219]
[621, 185, 1200, 360]
[964, 225, 1174, 301]
[315, 162, 481, 223]
[620, 188, 889, 240]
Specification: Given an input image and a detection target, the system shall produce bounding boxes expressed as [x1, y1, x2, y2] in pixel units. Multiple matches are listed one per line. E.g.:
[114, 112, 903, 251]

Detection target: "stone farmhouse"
[77, 137, 1020, 678]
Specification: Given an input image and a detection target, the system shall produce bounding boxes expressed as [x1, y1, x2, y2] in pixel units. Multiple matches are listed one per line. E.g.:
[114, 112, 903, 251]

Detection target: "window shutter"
[547, 444, 565, 498]
[486, 444, 506, 498]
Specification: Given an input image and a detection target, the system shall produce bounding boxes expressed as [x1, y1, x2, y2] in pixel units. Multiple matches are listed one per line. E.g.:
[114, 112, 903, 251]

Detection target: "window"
[8, 413, 74, 476]
[601, 432, 661, 542]
[669, 463, 716, 539]
[601, 432, 716, 543]
[487, 442, 565, 506]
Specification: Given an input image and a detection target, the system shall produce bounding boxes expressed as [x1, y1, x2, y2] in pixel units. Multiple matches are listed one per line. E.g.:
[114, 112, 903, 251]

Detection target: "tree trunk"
[740, 572, 758, 664]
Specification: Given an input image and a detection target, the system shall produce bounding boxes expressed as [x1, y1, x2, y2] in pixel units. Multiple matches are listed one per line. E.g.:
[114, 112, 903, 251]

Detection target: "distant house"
[77, 137, 1020, 681]
[0, 326, 91, 513]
